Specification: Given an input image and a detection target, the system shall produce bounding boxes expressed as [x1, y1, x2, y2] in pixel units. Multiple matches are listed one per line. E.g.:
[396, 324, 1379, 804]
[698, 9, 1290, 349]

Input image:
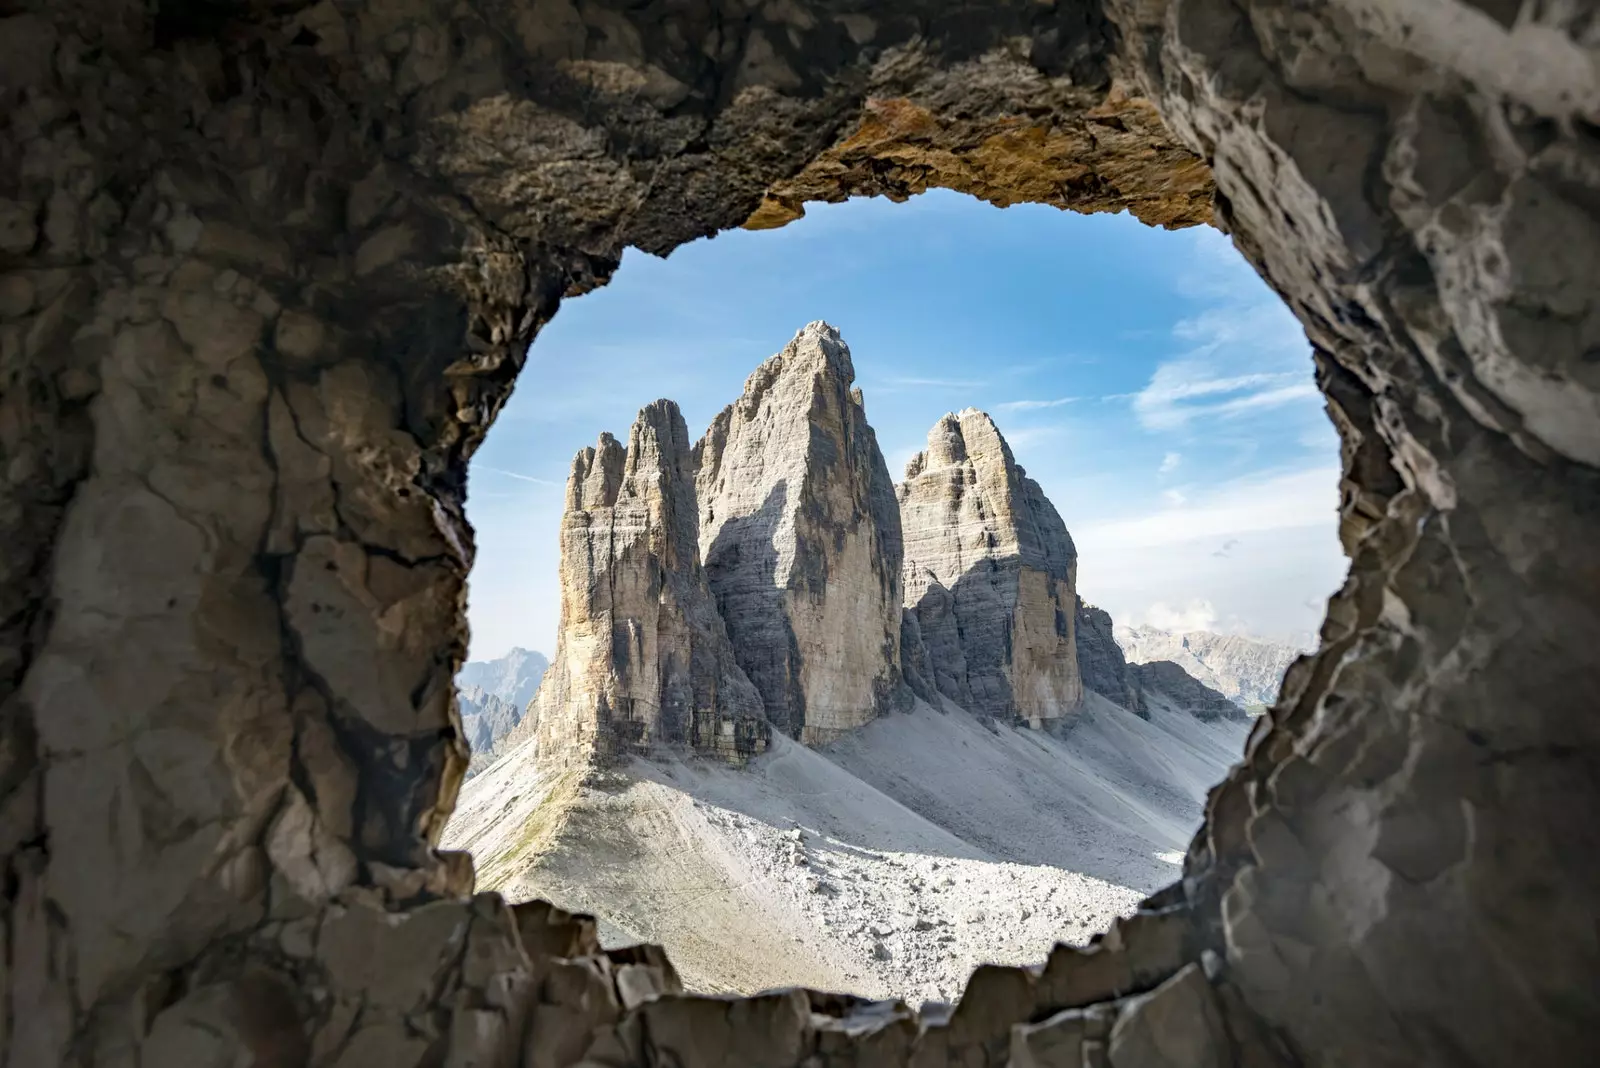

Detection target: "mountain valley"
[446, 323, 1290, 1002]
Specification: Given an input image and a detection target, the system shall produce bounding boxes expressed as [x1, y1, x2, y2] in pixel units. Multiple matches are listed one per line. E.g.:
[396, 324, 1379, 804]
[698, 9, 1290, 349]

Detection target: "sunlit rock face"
[533, 401, 768, 768]
[695, 322, 907, 744]
[898, 409, 1084, 726]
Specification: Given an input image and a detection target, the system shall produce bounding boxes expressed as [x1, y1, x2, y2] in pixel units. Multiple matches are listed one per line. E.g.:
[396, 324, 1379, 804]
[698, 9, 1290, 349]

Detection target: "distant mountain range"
[1114, 625, 1311, 708]
[455, 647, 548, 771]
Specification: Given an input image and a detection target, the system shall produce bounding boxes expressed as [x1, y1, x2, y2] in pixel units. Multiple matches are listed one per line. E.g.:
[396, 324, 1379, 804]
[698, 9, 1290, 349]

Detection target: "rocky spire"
[897, 409, 1083, 726]
[531, 400, 769, 768]
[695, 322, 908, 744]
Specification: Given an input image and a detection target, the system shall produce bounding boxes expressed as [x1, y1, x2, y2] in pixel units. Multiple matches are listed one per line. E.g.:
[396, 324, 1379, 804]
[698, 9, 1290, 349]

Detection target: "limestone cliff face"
[532, 401, 769, 768]
[695, 322, 906, 744]
[1075, 602, 1146, 719]
[898, 410, 1083, 726]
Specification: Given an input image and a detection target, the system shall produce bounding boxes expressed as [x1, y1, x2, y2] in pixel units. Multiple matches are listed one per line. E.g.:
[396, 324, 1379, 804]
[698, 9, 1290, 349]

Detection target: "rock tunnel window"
[442, 191, 1344, 1004]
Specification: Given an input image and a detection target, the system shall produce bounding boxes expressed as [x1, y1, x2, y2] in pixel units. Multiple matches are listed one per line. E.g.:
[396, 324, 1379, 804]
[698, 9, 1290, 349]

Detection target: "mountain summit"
[695, 322, 908, 744]
[898, 408, 1083, 726]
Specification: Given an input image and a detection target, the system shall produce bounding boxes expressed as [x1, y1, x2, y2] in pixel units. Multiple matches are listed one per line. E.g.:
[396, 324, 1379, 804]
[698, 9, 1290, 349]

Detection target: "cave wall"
[0, 1, 1594, 1065]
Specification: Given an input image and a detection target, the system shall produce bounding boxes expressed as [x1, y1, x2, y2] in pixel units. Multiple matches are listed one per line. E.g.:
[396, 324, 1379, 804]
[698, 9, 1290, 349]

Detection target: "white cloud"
[1162, 488, 1187, 507]
[1075, 465, 1339, 550]
[993, 396, 1080, 413]
[1140, 599, 1220, 633]
[1159, 452, 1182, 475]
[1132, 363, 1316, 431]
[1124, 226, 1318, 435]
[1000, 424, 1072, 454]
[1071, 466, 1347, 650]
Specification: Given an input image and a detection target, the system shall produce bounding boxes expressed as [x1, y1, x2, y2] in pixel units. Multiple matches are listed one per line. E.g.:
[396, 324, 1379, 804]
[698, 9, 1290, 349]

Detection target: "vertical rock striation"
[695, 322, 906, 744]
[533, 401, 768, 769]
[1075, 602, 1147, 718]
[898, 410, 1083, 726]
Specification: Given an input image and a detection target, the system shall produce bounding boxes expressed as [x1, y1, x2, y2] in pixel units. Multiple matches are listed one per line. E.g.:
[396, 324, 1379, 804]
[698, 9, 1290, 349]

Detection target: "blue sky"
[464, 191, 1347, 662]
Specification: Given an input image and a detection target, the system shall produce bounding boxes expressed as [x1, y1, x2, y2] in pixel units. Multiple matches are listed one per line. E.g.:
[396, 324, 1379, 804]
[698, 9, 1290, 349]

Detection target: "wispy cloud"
[1212, 538, 1240, 558]
[1159, 452, 1182, 475]
[1122, 227, 1317, 435]
[1132, 363, 1317, 431]
[993, 396, 1080, 413]
[1140, 599, 1220, 633]
[1076, 465, 1338, 549]
[477, 465, 561, 487]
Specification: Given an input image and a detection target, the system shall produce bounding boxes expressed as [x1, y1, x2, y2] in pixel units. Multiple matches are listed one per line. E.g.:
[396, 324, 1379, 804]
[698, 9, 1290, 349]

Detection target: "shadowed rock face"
[533, 401, 768, 768]
[898, 409, 1084, 726]
[5, 0, 1599, 1065]
[696, 322, 906, 744]
[1076, 602, 1147, 718]
[1131, 661, 1243, 723]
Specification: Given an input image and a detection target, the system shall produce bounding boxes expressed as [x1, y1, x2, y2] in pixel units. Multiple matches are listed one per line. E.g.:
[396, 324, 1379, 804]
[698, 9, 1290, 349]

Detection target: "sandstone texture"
[899, 409, 1084, 726]
[532, 402, 769, 768]
[696, 322, 906, 743]
[1116, 625, 1306, 708]
[4, 0, 1597, 1066]
[1076, 602, 1147, 718]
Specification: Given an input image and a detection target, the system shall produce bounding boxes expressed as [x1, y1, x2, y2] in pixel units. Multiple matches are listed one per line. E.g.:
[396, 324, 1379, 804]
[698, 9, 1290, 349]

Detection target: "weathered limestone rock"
[898, 409, 1084, 726]
[1076, 602, 1147, 718]
[533, 401, 768, 768]
[1101, 962, 1227, 1068]
[4, 0, 1599, 1066]
[695, 322, 906, 743]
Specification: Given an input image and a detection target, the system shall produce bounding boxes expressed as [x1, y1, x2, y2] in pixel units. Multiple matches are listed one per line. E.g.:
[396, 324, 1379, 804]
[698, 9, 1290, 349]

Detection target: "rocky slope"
[445, 694, 1249, 1002]
[695, 322, 907, 744]
[1116, 625, 1307, 707]
[897, 409, 1083, 726]
[529, 401, 770, 768]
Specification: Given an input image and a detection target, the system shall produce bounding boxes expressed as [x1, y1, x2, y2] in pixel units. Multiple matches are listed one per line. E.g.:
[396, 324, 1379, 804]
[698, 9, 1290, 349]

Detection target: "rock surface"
[4, 0, 1598, 1066]
[898, 410, 1083, 726]
[696, 322, 906, 743]
[1116, 626, 1305, 708]
[1076, 602, 1147, 718]
[533, 401, 769, 768]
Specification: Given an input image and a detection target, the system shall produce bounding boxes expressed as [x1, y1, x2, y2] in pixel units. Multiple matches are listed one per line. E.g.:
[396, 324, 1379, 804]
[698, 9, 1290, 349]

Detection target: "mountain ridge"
[446, 321, 1259, 1000]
